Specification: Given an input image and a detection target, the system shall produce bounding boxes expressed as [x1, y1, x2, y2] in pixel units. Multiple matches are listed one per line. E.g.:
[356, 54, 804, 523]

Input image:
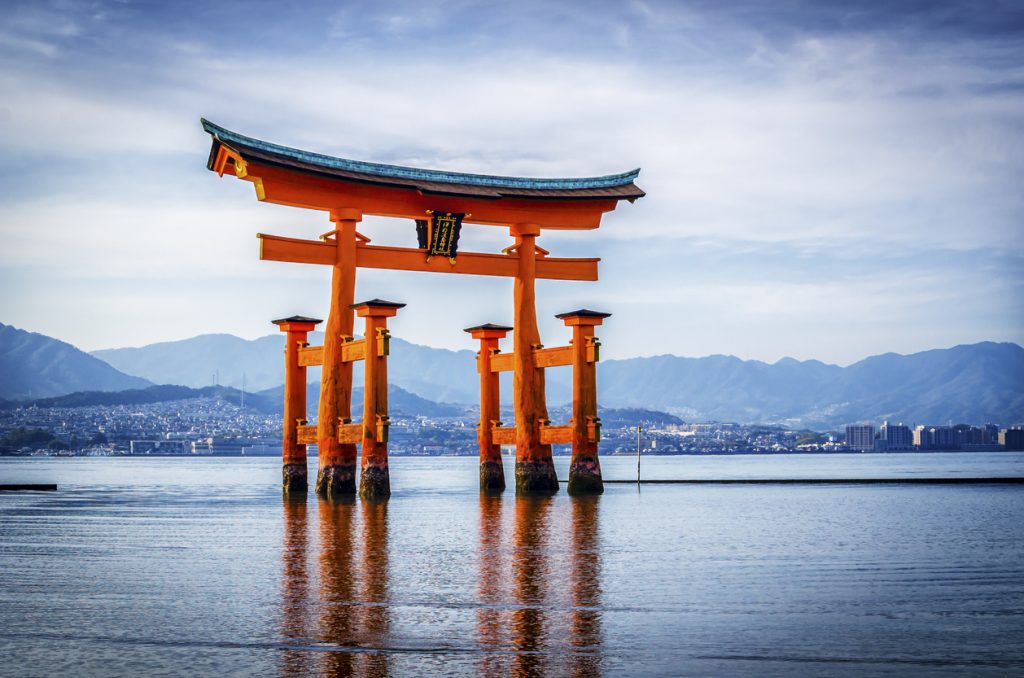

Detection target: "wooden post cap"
[464, 323, 513, 340]
[272, 315, 322, 331]
[556, 309, 611, 326]
[352, 299, 406, 317]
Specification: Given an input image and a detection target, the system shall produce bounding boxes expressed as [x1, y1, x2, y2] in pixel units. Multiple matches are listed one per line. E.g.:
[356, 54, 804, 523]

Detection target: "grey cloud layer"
[0, 0, 1021, 362]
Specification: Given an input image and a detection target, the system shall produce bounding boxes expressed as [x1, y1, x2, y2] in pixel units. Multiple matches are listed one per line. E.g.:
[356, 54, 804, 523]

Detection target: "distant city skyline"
[1, 0, 1022, 364]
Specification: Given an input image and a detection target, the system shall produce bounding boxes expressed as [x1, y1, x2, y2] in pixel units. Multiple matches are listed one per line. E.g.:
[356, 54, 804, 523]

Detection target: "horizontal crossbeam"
[338, 422, 364, 445]
[540, 424, 572, 445]
[486, 345, 577, 373]
[297, 338, 379, 367]
[488, 420, 601, 446]
[258, 233, 599, 281]
[297, 424, 317, 445]
[491, 425, 516, 445]
[489, 352, 514, 373]
[297, 345, 322, 367]
[534, 345, 574, 369]
[297, 422, 364, 445]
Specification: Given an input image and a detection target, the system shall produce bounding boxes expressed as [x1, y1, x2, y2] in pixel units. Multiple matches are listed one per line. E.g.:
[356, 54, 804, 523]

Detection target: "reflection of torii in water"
[201, 119, 644, 498]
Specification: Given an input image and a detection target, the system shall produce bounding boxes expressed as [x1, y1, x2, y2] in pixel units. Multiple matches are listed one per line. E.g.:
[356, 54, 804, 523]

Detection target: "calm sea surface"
[1, 454, 1023, 676]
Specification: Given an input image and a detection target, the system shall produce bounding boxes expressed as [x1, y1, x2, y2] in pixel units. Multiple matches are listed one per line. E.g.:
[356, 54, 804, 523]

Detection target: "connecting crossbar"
[298, 334, 389, 367]
[484, 344, 592, 373]
[258, 233, 599, 281]
[298, 422, 365, 445]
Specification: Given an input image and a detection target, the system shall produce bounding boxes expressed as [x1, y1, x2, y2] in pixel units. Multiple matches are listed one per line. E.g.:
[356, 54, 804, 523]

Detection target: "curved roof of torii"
[201, 119, 644, 201]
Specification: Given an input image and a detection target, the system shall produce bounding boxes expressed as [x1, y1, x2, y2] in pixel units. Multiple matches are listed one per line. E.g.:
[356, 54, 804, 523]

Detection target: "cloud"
[0, 30, 59, 58]
[0, 0, 1021, 362]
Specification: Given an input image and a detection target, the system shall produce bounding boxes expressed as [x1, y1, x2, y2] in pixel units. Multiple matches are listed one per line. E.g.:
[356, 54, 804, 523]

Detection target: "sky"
[0, 0, 1022, 365]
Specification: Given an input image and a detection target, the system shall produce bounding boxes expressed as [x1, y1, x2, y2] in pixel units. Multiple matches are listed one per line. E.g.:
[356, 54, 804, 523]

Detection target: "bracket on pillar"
[375, 328, 391, 357]
[375, 414, 390, 443]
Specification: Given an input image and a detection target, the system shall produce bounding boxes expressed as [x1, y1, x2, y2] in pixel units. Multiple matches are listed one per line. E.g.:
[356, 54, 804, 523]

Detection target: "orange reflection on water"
[477, 494, 506, 675]
[503, 495, 604, 676]
[358, 501, 390, 678]
[280, 497, 312, 678]
[283, 493, 600, 676]
[569, 496, 603, 677]
[511, 496, 553, 677]
[316, 497, 358, 676]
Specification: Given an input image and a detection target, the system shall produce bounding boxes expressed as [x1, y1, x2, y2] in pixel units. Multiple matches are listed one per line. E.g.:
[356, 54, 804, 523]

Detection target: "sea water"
[1, 454, 1022, 676]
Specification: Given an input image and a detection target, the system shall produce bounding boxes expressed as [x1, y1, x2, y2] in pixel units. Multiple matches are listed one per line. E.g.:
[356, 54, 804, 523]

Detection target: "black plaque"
[426, 212, 464, 261]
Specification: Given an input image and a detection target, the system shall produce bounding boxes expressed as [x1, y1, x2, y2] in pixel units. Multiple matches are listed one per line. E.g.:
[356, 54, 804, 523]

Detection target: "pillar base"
[282, 463, 308, 494]
[567, 457, 604, 495]
[515, 460, 559, 495]
[359, 465, 391, 500]
[316, 464, 356, 497]
[480, 460, 506, 492]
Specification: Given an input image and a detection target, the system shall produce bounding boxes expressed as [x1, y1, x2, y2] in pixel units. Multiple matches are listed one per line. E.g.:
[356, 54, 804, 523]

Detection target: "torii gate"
[201, 119, 644, 497]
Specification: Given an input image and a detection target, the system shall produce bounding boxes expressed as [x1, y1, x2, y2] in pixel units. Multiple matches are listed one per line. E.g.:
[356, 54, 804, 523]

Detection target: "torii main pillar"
[511, 223, 558, 494]
[316, 209, 360, 497]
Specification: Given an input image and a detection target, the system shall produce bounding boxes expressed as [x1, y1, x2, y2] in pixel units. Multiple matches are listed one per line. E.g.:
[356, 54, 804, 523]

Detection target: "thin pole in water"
[636, 425, 642, 483]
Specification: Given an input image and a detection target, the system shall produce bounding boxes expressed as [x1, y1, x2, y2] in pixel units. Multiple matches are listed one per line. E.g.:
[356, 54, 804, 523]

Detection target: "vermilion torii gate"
[201, 119, 644, 497]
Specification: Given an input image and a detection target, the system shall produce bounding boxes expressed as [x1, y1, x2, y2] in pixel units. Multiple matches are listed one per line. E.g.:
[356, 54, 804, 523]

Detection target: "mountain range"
[0, 382, 464, 419]
[0, 380, 683, 431]
[2, 321, 1021, 428]
[254, 382, 466, 418]
[596, 343, 1024, 428]
[0, 323, 151, 399]
[92, 333, 482, 403]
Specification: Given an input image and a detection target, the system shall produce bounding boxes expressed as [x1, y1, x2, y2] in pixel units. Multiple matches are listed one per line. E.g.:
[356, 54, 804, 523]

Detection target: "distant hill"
[255, 382, 466, 419]
[90, 331, 1024, 428]
[91, 333, 285, 393]
[92, 333, 480, 403]
[2, 384, 279, 414]
[546, 405, 685, 428]
[594, 342, 1024, 428]
[0, 323, 152, 400]
[0, 381, 466, 421]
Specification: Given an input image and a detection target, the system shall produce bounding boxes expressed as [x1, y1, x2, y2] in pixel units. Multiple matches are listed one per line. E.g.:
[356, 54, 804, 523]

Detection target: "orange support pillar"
[465, 323, 513, 492]
[511, 223, 558, 494]
[273, 315, 321, 493]
[354, 299, 405, 500]
[317, 209, 361, 497]
[557, 309, 610, 495]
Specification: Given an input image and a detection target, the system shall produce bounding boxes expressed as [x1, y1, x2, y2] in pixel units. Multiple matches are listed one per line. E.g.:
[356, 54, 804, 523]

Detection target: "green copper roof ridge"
[201, 118, 641, 191]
